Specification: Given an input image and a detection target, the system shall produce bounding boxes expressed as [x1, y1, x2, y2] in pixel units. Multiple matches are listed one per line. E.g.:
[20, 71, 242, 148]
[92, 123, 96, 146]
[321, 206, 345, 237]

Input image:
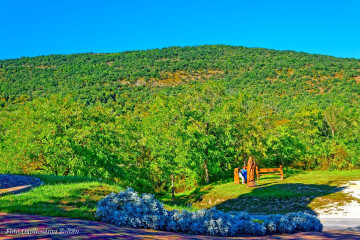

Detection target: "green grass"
[0, 174, 122, 220]
[160, 170, 360, 214]
[1, 170, 359, 220]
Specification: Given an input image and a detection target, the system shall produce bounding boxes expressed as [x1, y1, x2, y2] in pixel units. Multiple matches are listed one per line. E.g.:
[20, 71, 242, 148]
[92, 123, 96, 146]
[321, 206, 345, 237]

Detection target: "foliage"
[96, 188, 322, 236]
[1, 45, 360, 196]
[0, 96, 124, 179]
[1, 45, 359, 111]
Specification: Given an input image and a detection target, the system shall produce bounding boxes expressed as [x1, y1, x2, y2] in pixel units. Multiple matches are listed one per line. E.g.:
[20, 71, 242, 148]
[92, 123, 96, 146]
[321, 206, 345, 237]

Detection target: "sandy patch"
[317, 180, 360, 219]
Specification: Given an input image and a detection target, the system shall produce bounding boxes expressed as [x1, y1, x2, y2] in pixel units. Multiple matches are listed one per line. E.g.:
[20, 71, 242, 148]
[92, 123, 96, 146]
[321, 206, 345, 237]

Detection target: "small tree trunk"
[63, 166, 71, 176]
[171, 171, 175, 200]
[204, 159, 209, 184]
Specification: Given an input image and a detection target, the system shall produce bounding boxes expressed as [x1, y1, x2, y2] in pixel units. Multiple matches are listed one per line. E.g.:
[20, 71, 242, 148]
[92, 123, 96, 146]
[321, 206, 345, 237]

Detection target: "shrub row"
[96, 188, 322, 237]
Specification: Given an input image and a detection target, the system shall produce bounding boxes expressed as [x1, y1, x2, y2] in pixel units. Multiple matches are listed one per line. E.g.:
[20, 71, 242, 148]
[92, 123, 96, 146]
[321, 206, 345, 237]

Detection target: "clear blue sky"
[1, 0, 359, 60]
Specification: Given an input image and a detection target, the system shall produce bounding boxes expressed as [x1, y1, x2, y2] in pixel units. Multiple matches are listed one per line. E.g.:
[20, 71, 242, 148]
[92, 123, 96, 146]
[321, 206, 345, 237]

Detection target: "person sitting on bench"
[238, 166, 247, 184]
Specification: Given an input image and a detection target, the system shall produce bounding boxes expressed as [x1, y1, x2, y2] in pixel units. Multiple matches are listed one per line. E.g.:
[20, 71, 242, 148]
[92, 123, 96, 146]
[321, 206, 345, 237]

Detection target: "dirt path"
[0, 213, 359, 240]
[0, 174, 43, 196]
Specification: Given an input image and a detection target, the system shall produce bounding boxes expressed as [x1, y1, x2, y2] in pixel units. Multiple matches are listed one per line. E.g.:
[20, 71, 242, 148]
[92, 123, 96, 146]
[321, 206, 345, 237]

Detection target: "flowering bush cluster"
[263, 212, 323, 234]
[96, 188, 322, 237]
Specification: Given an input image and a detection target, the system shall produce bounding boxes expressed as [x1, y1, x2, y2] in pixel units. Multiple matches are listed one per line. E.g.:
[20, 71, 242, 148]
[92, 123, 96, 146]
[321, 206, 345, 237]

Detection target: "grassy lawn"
[0, 175, 122, 220]
[0, 170, 359, 220]
[160, 169, 360, 214]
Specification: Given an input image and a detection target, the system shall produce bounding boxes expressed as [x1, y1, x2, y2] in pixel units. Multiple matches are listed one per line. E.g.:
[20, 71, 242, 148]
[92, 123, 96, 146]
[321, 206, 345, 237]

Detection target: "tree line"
[1, 82, 359, 196]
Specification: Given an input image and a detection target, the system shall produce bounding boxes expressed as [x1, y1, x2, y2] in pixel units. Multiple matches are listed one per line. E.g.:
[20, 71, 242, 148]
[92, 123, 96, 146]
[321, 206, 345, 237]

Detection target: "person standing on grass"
[238, 166, 247, 184]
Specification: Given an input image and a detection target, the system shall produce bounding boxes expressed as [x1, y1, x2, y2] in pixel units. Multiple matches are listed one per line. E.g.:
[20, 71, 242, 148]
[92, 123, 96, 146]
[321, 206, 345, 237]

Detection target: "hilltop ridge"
[1, 45, 359, 109]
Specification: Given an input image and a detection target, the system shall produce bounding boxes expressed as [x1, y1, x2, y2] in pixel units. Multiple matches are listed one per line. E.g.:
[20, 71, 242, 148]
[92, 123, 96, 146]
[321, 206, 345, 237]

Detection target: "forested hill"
[1, 45, 360, 194]
[1, 45, 360, 110]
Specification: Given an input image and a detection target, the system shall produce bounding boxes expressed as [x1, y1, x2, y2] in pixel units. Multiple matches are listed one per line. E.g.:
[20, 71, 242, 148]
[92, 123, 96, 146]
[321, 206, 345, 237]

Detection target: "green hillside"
[1, 45, 359, 109]
[1, 45, 359, 195]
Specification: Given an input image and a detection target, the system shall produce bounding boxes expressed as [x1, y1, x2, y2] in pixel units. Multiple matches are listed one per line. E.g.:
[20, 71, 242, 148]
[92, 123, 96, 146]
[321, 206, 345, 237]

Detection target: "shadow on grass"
[283, 168, 305, 178]
[214, 182, 345, 215]
[161, 186, 214, 210]
[30, 174, 113, 185]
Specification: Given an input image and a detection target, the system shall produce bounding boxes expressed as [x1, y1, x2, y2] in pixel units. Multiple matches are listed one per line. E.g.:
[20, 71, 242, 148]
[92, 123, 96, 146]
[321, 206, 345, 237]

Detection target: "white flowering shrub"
[263, 212, 323, 234]
[96, 188, 168, 230]
[285, 212, 323, 232]
[96, 188, 322, 236]
[263, 214, 296, 234]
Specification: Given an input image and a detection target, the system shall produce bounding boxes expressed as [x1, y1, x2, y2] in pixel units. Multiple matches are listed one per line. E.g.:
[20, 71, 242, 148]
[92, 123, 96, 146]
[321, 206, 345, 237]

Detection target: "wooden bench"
[234, 168, 240, 184]
[255, 165, 284, 180]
